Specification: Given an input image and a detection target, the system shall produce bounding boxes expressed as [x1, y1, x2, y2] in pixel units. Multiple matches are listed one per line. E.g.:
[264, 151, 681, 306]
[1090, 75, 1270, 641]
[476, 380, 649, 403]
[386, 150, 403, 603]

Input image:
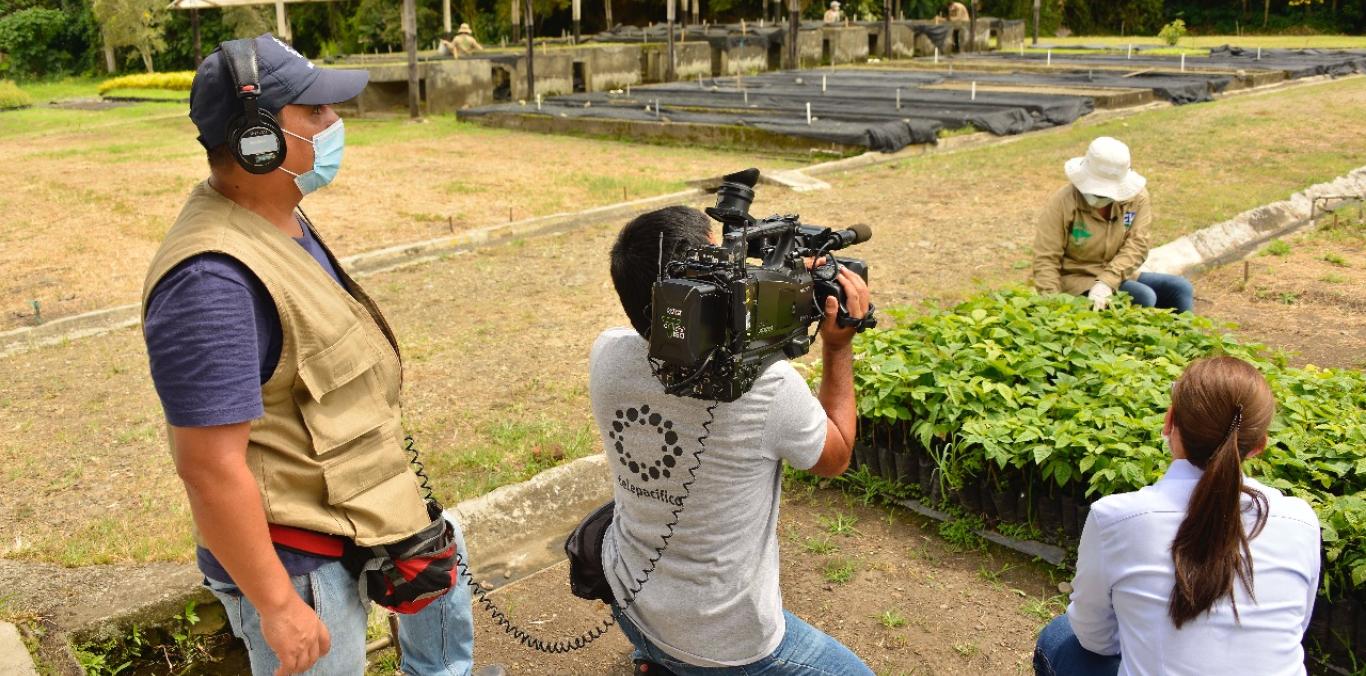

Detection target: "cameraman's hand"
[261, 594, 331, 675]
[819, 266, 870, 351]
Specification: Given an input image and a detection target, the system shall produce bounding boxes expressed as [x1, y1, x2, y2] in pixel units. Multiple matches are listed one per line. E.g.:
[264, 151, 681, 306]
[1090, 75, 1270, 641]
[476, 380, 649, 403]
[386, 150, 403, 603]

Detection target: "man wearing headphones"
[141, 34, 500, 675]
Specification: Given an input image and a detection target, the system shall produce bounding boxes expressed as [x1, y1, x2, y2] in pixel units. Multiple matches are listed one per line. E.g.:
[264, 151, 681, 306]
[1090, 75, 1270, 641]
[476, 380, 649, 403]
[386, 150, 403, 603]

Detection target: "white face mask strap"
[279, 127, 313, 178]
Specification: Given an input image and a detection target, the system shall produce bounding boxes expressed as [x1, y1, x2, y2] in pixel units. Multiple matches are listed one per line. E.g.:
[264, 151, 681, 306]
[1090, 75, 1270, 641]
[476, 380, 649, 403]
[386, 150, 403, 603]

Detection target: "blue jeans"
[613, 607, 872, 675]
[1034, 614, 1120, 676]
[1119, 272, 1194, 312]
[205, 517, 475, 675]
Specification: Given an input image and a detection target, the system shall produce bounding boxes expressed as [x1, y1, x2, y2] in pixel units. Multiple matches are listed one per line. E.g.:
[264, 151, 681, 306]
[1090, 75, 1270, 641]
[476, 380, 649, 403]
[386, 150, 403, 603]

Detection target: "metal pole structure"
[573, 0, 581, 42]
[511, 0, 521, 44]
[691, 0, 699, 27]
[666, 0, 676, 81]
[966, 0, 975, 53]
[191, 9, 202, 66]
[1031, 0, 1039, 45]
[274, 0, 290, 42]
[605, 0, 613, 30]
[402, 0, 419, 119]
[787, 0, 798, 69]
[882, 0, 891, 59]
[524, 0, 535, 101]
[442, 0, 452, 33]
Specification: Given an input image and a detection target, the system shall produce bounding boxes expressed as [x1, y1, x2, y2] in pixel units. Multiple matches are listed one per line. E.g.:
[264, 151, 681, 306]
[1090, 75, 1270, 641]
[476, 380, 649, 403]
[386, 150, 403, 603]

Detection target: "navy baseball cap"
[190, 33, 369, 150]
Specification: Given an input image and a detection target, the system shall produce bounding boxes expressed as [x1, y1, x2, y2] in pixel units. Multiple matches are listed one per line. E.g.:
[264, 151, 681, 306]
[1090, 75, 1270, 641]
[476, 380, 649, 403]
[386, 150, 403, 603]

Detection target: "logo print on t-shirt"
[608, 405, 683, 484]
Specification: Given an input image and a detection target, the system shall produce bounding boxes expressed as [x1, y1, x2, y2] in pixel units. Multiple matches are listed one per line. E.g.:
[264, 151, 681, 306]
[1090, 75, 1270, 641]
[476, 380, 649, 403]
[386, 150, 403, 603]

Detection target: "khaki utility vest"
[142, 182, 429, 546]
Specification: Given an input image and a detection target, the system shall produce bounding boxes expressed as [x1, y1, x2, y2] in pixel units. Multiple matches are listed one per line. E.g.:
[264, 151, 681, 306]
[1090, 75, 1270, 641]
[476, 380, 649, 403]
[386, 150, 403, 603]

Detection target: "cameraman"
[141, 35, 501, 675]
[592, 206, 874, 674]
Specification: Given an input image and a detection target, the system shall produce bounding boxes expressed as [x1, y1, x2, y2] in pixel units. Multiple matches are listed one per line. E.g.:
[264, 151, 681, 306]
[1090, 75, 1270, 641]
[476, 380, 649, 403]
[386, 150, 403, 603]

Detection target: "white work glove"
[1087, 281, 1114, 310]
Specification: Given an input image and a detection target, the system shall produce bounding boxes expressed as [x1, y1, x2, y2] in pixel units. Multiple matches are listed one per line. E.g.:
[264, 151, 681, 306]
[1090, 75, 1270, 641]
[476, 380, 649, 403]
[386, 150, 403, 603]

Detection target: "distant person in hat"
[1033, 137, 1195, 312]
[823, 1, 843, 24]
[141, 33, 504, 676]
[442, 23, 484, 57]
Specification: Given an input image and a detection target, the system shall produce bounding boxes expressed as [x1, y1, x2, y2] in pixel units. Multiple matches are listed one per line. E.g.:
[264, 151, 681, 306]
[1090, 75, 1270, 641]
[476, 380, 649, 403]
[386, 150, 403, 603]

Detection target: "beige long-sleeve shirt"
[1033, 184, 1151, 295]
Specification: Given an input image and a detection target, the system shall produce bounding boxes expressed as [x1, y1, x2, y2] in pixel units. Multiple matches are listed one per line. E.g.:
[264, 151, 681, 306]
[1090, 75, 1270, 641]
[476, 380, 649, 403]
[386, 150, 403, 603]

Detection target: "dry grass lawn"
[2, 76, 1365, 568]
[0, 104, 799, 328]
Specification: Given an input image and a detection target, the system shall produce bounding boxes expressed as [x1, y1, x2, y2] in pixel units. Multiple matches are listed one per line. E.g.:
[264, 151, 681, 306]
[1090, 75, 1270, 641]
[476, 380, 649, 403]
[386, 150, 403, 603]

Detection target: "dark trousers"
[1034, 614, 1121, 676]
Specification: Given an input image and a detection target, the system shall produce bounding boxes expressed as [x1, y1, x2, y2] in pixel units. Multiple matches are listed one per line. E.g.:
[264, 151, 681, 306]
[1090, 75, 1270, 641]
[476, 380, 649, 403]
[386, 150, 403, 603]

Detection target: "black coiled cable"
[401, 402, 717, 653]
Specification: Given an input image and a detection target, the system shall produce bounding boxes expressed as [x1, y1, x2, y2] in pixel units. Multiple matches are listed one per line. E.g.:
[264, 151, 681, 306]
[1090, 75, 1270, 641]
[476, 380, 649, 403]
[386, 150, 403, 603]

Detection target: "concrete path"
[0, 622, 37, 675]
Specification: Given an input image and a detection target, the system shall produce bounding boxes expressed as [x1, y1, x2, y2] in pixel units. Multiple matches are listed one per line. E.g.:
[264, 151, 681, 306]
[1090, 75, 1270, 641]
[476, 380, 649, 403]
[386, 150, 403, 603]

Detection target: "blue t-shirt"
[144, 218, 344, 585]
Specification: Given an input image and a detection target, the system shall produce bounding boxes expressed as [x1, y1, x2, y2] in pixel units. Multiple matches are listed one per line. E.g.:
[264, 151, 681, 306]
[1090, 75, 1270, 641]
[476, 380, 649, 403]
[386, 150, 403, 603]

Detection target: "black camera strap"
[404, 401, 717, 653]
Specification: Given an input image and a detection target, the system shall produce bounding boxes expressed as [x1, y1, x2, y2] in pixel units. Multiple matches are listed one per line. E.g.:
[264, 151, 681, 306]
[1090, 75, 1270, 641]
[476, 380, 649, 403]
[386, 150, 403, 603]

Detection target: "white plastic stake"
[1047, 49, 1052, 66]
[626, 84, 631, 96]
[934, 47, 939, 64]
[806, 102, 812, 125]
[1181, 53, 1186, 72]
[1257, 47, 1262, 60]
[654, 99, 660, 117]
[895, 87, 901, 110]
[536, 93, 542, 110]
[699, 73, 704, 88]
[1127, 44, 1132, 59]
[970, 81, 976, 100]
[744, 89, 749, 104]
[822, 75, 827, 92]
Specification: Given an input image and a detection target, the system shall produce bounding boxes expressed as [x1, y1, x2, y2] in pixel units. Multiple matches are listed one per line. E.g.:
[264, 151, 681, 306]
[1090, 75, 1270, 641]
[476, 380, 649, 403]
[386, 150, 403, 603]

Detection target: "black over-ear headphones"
[221, 39, 286, 174]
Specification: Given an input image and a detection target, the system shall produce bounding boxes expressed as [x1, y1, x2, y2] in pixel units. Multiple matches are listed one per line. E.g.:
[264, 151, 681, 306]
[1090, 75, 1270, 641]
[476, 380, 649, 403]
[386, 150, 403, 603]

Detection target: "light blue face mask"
[282, 119, 344, 196]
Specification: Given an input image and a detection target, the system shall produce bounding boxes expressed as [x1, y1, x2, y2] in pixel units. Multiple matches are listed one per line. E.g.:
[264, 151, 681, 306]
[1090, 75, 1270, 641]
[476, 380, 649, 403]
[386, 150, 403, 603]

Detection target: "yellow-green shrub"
[0, 79, 34, 110]
[97, 71, 196, 96]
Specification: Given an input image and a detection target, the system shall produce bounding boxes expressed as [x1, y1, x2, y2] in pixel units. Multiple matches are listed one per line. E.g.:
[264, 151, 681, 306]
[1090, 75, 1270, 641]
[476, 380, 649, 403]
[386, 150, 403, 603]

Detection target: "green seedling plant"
[835, 289, 1366, 600]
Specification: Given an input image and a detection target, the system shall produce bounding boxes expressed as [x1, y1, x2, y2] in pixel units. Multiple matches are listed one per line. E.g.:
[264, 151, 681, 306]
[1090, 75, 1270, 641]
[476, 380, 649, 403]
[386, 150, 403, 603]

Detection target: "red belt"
[269, 524, 346, 558]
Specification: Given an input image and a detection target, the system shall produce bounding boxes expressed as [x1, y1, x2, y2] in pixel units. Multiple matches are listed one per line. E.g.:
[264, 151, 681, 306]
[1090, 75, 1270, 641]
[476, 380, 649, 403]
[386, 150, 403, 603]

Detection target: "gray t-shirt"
[590, 327, 826, 667]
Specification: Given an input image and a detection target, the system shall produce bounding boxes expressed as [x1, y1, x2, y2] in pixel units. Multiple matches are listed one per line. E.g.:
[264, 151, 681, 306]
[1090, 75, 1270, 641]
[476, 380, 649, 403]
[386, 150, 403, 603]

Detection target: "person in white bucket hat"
[1032, 137, 1194, 312]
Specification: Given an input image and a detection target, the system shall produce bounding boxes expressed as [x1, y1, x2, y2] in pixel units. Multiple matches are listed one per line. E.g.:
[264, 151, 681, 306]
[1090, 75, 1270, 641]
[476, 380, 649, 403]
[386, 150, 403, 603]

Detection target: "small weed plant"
[877, 609, 908, 629]
[820, 512, 860, 537]
[822, 558, 858, 584]
[97, 72, 195, 96]
[938, 514, 986, 552]
[1322, 252, 1350, 267]
[803, 535, 838, 555]
[1263, 239, 1292, 256]
[0, 80, 33, 110]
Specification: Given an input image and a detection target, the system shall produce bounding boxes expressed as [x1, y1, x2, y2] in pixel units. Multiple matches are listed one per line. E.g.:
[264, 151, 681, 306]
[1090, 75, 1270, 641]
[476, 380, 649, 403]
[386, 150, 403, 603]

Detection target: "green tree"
[92, 0, 166, 72]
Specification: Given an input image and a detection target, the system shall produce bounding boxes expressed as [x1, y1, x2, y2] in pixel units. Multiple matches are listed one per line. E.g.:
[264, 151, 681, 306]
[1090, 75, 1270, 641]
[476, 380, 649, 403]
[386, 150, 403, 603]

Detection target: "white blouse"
[1068, 459, 1322, 676]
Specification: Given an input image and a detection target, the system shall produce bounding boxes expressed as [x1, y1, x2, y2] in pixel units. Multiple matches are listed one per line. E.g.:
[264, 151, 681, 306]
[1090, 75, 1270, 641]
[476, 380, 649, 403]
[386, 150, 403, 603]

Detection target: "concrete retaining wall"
[642, 43, 711, 82]
[427, 59, 494, 112]
[579, 44, 642, 91]
[822, 26, 868, 64]
[714, 40, 769, 75]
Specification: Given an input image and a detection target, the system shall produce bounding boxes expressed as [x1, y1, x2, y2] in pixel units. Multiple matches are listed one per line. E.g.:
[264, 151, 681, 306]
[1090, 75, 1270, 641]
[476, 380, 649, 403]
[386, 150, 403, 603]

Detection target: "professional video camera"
[647, 168, 876, 402]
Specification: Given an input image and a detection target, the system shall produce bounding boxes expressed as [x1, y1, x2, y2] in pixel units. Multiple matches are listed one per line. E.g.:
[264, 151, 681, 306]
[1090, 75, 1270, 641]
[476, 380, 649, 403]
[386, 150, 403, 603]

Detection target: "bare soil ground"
[4, 76, 1366, 570]
[458, 488, 1059, 676]
[0, 106, 799, 329]
[1196, 215, 1366, 370]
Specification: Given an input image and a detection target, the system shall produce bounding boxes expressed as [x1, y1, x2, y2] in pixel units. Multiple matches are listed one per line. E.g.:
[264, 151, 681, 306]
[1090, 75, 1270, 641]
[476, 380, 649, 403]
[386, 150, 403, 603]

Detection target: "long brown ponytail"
[1167, 356, 1274, 629]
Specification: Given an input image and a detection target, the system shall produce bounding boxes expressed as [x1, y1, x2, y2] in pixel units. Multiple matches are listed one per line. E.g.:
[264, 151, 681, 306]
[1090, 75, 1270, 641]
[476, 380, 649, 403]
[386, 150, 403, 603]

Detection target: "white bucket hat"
[1065, 137, 1146, 202]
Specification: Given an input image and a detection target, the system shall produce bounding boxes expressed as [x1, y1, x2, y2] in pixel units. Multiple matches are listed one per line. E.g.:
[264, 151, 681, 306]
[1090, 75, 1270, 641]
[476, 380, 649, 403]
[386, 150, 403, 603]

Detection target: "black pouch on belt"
[344, 499, 461, 614]
[564, 501, 616, 604]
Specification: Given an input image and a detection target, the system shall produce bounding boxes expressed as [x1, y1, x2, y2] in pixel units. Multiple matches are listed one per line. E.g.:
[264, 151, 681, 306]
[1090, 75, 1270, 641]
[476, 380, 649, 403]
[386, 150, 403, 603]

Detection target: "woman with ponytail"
[1034, 356, 1321, 676]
